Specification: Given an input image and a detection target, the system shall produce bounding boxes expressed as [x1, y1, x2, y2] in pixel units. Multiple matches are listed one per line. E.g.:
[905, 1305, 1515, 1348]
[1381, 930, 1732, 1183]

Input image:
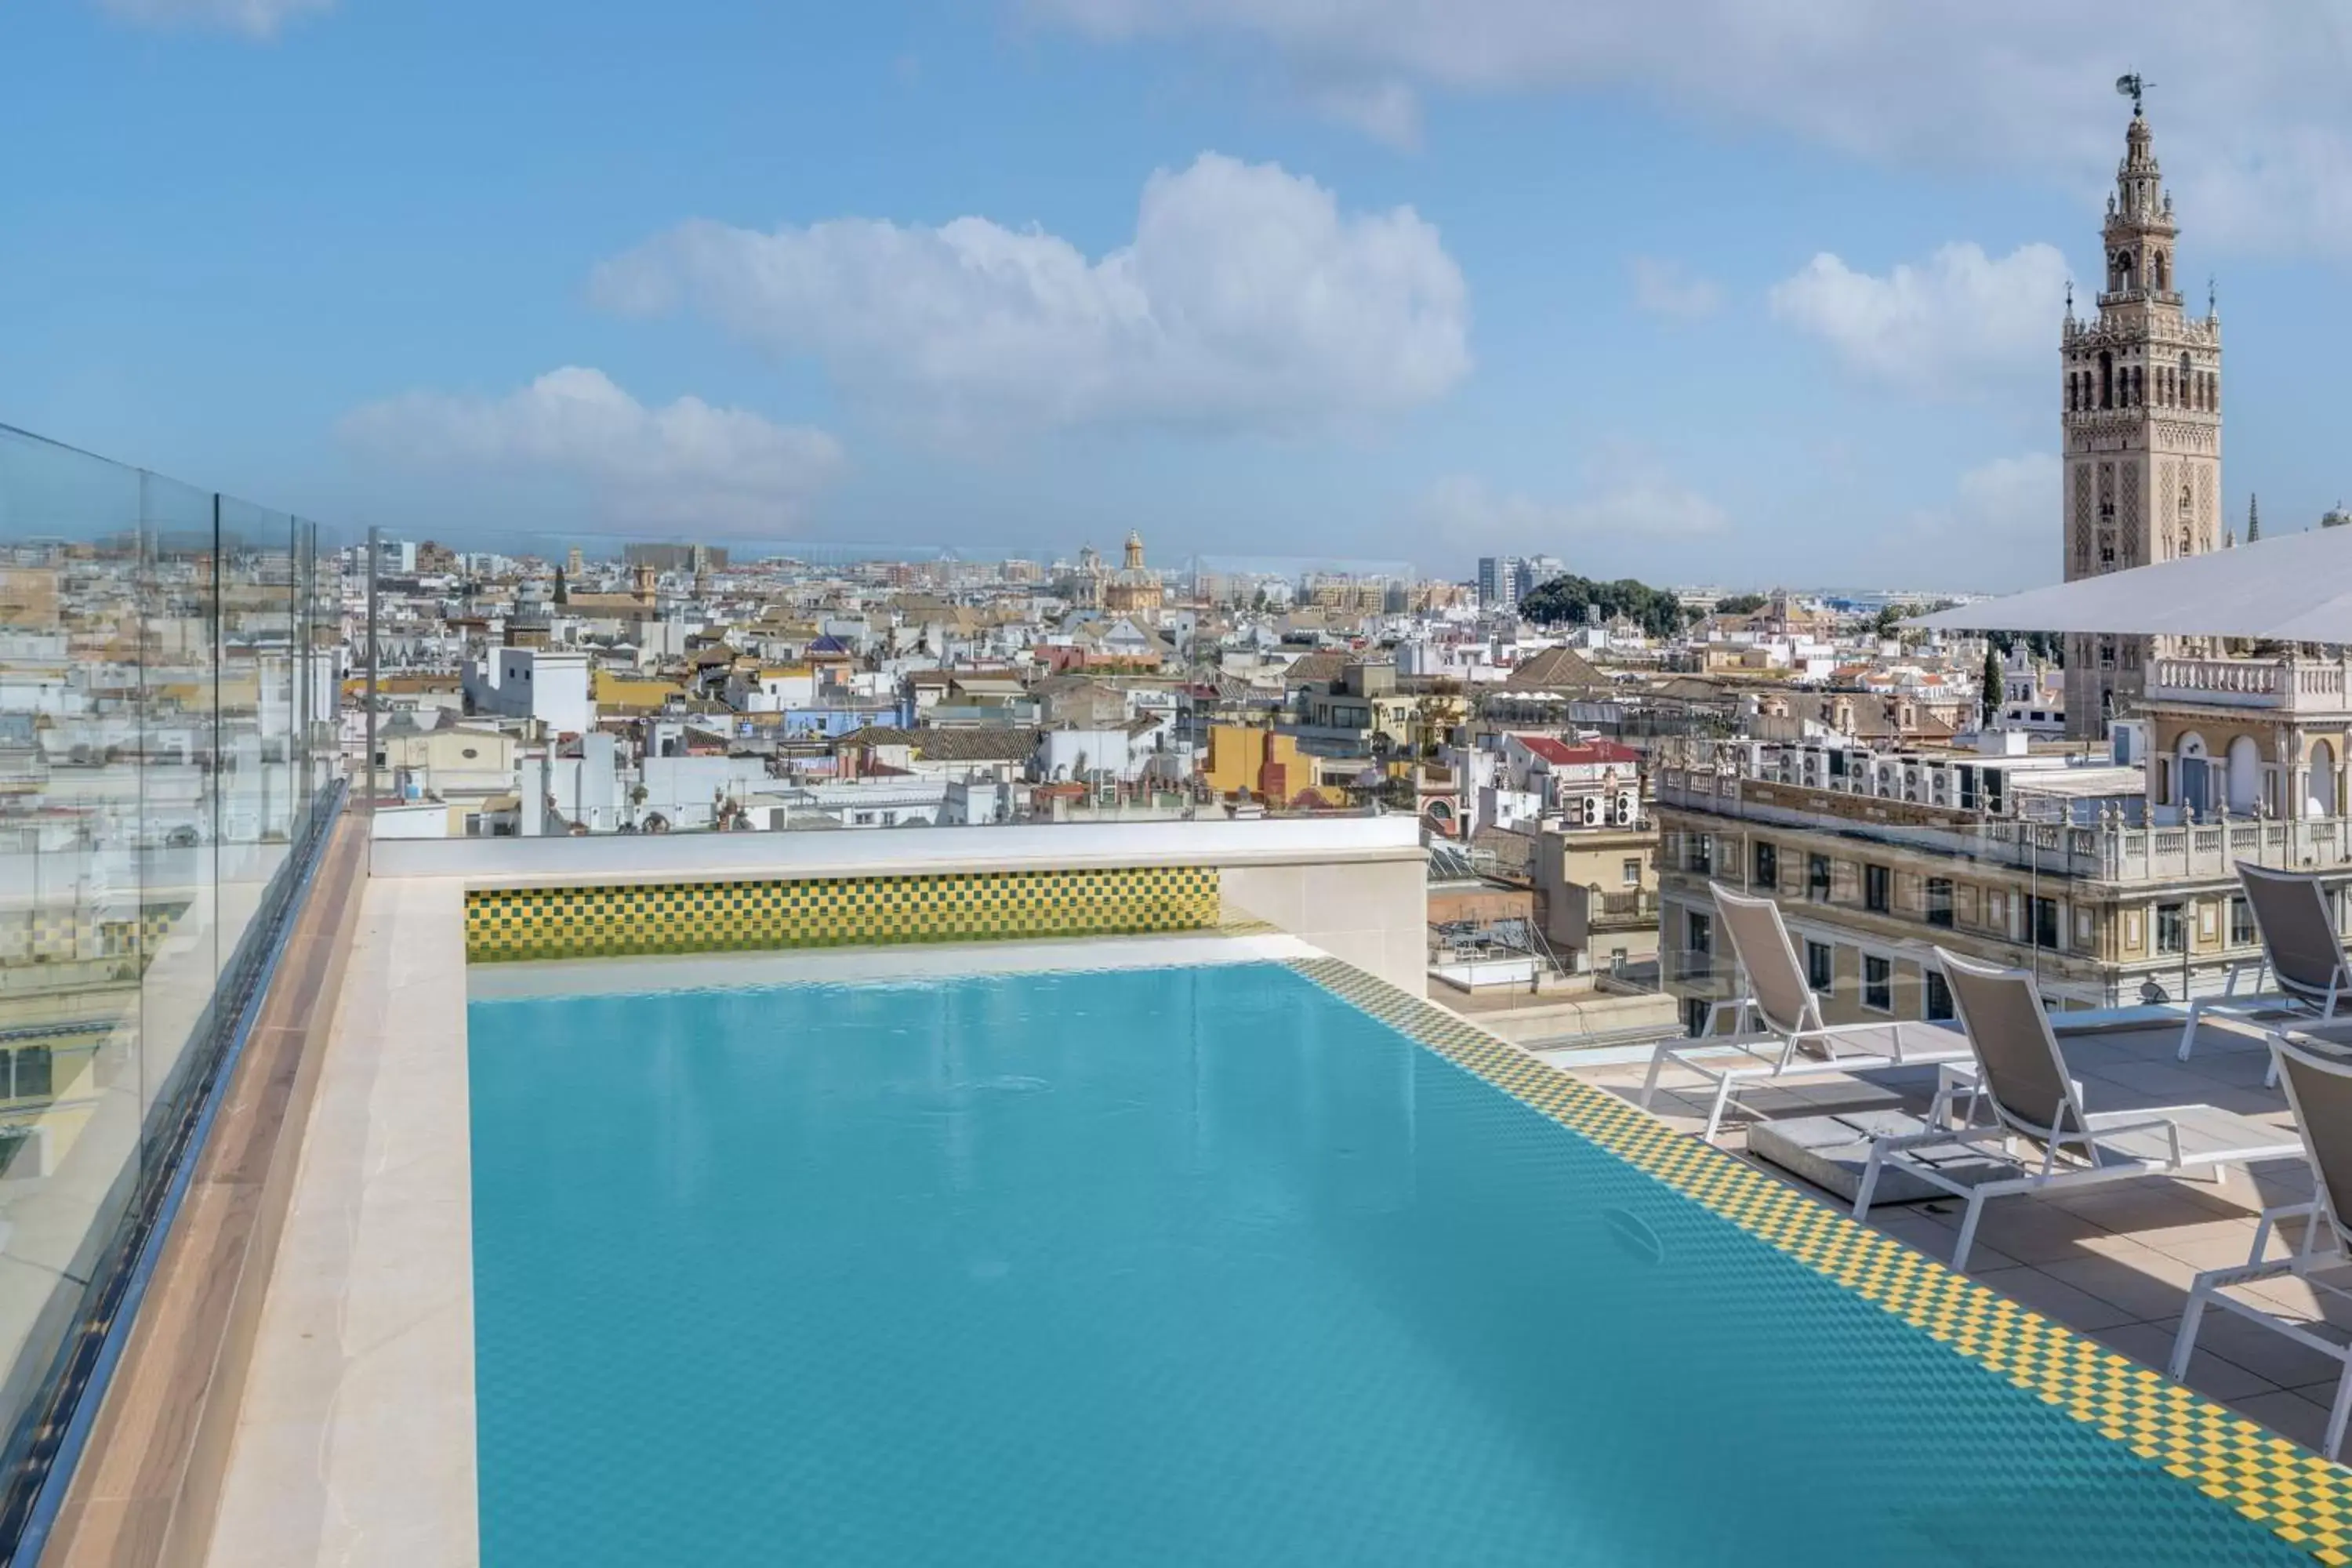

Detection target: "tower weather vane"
[2116, 73, 2150, 114]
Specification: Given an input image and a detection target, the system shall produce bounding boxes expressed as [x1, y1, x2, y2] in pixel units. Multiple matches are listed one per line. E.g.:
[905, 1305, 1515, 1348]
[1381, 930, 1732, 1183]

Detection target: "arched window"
[2067, 373, 2079, 412]
[2132, 365, 2145, 406]
[2154, 251, 2169, 292]
[2310, 741, 2339, 818]
[2100, 350, 2114, 409]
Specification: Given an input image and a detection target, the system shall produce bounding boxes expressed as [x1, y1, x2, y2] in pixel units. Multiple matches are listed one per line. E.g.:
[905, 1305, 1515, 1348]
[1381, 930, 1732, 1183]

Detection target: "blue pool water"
[469, 963, 2307, 1567]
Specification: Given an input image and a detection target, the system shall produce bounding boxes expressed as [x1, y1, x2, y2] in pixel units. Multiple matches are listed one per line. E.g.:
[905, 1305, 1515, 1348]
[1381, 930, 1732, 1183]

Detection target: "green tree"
[1713, 593, 1767, 616]
[1981, 645, 2002, 726]
[1871, 604, 1904, 638]
[1988, 630, 2066, 666]
[1518, 573, 1693, 641]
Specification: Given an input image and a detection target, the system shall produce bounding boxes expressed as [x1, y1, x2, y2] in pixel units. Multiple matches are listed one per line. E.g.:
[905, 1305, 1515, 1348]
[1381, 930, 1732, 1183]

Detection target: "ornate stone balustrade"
[2147, 656, 2352, 713]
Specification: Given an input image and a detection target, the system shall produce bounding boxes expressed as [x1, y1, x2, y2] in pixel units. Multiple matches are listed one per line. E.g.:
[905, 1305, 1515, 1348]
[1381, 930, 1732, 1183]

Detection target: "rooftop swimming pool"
[467, 956, 2314, 1567]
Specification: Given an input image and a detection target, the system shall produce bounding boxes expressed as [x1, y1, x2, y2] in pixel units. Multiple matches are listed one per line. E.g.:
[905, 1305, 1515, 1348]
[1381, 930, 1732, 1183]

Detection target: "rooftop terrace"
[14, 426, 2352, 1567]
[1585, 1016, 2351, 1454]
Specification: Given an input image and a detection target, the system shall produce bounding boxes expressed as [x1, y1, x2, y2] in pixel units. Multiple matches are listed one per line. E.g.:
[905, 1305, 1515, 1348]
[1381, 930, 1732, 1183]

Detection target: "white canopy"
[1912, 527, 2352, 641]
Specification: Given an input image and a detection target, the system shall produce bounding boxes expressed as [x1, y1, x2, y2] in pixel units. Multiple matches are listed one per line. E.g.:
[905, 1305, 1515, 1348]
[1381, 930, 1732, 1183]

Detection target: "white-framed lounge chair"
[1638, 882, 1973, 1144]
[1856, 947, 2301, 1272]
[2176, 862, 2352, 1074]
[2171, 1029, 2352, 1457]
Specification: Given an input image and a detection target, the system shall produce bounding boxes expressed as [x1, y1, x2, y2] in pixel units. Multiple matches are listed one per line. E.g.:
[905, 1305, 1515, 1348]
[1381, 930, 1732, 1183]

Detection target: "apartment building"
[1534, 818, 1660, 978]
[1653, 723, 2352, 1036]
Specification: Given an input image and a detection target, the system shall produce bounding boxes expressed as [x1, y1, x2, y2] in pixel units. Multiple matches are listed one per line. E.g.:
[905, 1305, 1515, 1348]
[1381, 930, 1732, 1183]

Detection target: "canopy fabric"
[1912, 527, 2352, 641]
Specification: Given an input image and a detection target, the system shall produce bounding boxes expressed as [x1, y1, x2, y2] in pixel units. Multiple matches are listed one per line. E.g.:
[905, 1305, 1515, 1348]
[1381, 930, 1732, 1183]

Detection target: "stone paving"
[1577, 1015, 2352, 1453]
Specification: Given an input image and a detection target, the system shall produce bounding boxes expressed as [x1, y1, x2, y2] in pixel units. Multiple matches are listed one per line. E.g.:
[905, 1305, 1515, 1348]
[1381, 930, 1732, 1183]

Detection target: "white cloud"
[1021, 2, 2352, 257]
[339, 368, 844, 533]
[96, 0, 332, 37]
[1628, 256, 1722, 321]
[1900, 451, 2059, 586]
[1303, 79, 1423, 149]
[1421, 458, 1730, 551]
[1769, 242, 2067, 388]
[590, 152, 1470, 438]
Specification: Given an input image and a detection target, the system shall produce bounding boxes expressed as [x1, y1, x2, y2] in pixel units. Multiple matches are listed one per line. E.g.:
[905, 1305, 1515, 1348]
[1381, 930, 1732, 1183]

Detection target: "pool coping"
[465, 930, 1326, 1001]
[203, 877, 478, 1568]
[1285, 956, 2352, 1568]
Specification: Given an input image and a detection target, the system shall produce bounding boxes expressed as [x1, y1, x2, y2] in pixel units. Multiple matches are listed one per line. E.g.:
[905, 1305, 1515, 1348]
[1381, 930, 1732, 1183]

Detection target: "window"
[1753, 840, 1777, 890]
[1924, 971, 1955, 1022]
[1864, 864, 1890, 913]
[1687, 910, 1712, 958]
[6, 1047, 52, 1101]
[1621, 858, 1642, 887]
[1610, 946, 1628, 971]
[1807, 854, 1831, 902]
[1863, 956, 1892, 1013]
[2157, 902, 2186, 954]
[2230, 895, 2256, 948]
[1688, 834, 1712, 875]
[1806, 941, 1833, 993]
[2031, 896, 2061, 951]
[1926, 878, 1955, 929]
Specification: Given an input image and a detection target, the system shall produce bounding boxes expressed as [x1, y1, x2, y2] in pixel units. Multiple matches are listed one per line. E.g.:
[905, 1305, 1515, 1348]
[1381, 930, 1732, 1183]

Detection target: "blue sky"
[6, 0, 2352, 589]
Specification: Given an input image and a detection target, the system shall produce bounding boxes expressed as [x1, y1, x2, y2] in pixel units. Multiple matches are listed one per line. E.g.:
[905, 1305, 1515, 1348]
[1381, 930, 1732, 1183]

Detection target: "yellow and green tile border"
[1289, 954, 2352, 1568]
[464, 866, 1222, 962]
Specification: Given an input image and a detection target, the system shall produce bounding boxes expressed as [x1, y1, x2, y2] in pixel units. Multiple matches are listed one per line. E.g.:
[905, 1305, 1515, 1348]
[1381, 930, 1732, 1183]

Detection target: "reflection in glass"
[0, 426, 338, 1547]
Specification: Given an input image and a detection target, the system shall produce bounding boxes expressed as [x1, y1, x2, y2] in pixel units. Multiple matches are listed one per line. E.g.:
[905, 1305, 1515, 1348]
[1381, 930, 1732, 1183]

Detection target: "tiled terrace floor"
[1573, 1016, 2352, 1454]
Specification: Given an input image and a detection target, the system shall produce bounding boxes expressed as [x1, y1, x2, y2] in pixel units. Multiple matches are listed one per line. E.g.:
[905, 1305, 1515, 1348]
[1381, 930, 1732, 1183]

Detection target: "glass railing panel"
[0, 427, 149, 1466]
[133, 474, 223, 1128]
[0, 423, 336, 1546]
[212, 499, 296, 1019]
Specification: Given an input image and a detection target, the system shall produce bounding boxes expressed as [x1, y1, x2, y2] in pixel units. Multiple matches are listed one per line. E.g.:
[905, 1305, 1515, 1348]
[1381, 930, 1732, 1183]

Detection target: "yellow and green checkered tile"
[1286, 954, 2352, 1568]
[464, 866, 1221, 963]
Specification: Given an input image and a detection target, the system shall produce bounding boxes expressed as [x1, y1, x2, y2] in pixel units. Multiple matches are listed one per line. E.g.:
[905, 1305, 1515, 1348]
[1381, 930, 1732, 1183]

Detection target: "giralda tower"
[2059, 87, 2223, 738]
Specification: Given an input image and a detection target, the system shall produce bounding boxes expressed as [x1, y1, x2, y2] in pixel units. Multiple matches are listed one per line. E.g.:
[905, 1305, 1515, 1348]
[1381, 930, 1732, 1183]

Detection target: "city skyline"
[9, 5, 2352, 586]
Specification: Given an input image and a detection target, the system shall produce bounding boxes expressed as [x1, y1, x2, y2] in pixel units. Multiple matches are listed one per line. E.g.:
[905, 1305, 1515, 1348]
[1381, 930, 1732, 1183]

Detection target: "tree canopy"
[1712, 593, 1768, 616]
[1519, 574, 1693, 640]
[1987, 630, 2065, 664]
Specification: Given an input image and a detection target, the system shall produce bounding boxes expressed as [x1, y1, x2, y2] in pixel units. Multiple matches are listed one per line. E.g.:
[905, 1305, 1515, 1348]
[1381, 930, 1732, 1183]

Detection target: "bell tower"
[2060, 85, 2223, 739]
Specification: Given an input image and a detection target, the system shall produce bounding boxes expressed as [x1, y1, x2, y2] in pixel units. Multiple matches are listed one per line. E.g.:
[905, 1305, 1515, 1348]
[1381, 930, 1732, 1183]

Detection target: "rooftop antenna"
[2115, 73, 2149, 115]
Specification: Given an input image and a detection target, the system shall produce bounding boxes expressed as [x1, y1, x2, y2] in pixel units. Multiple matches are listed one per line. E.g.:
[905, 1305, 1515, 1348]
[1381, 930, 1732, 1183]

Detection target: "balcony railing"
[1657, 767, 2352, 886]
[1592, 889, 1659, 924]
[2147, 655, 2352, 713]
[0, 423, 345, 1557]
